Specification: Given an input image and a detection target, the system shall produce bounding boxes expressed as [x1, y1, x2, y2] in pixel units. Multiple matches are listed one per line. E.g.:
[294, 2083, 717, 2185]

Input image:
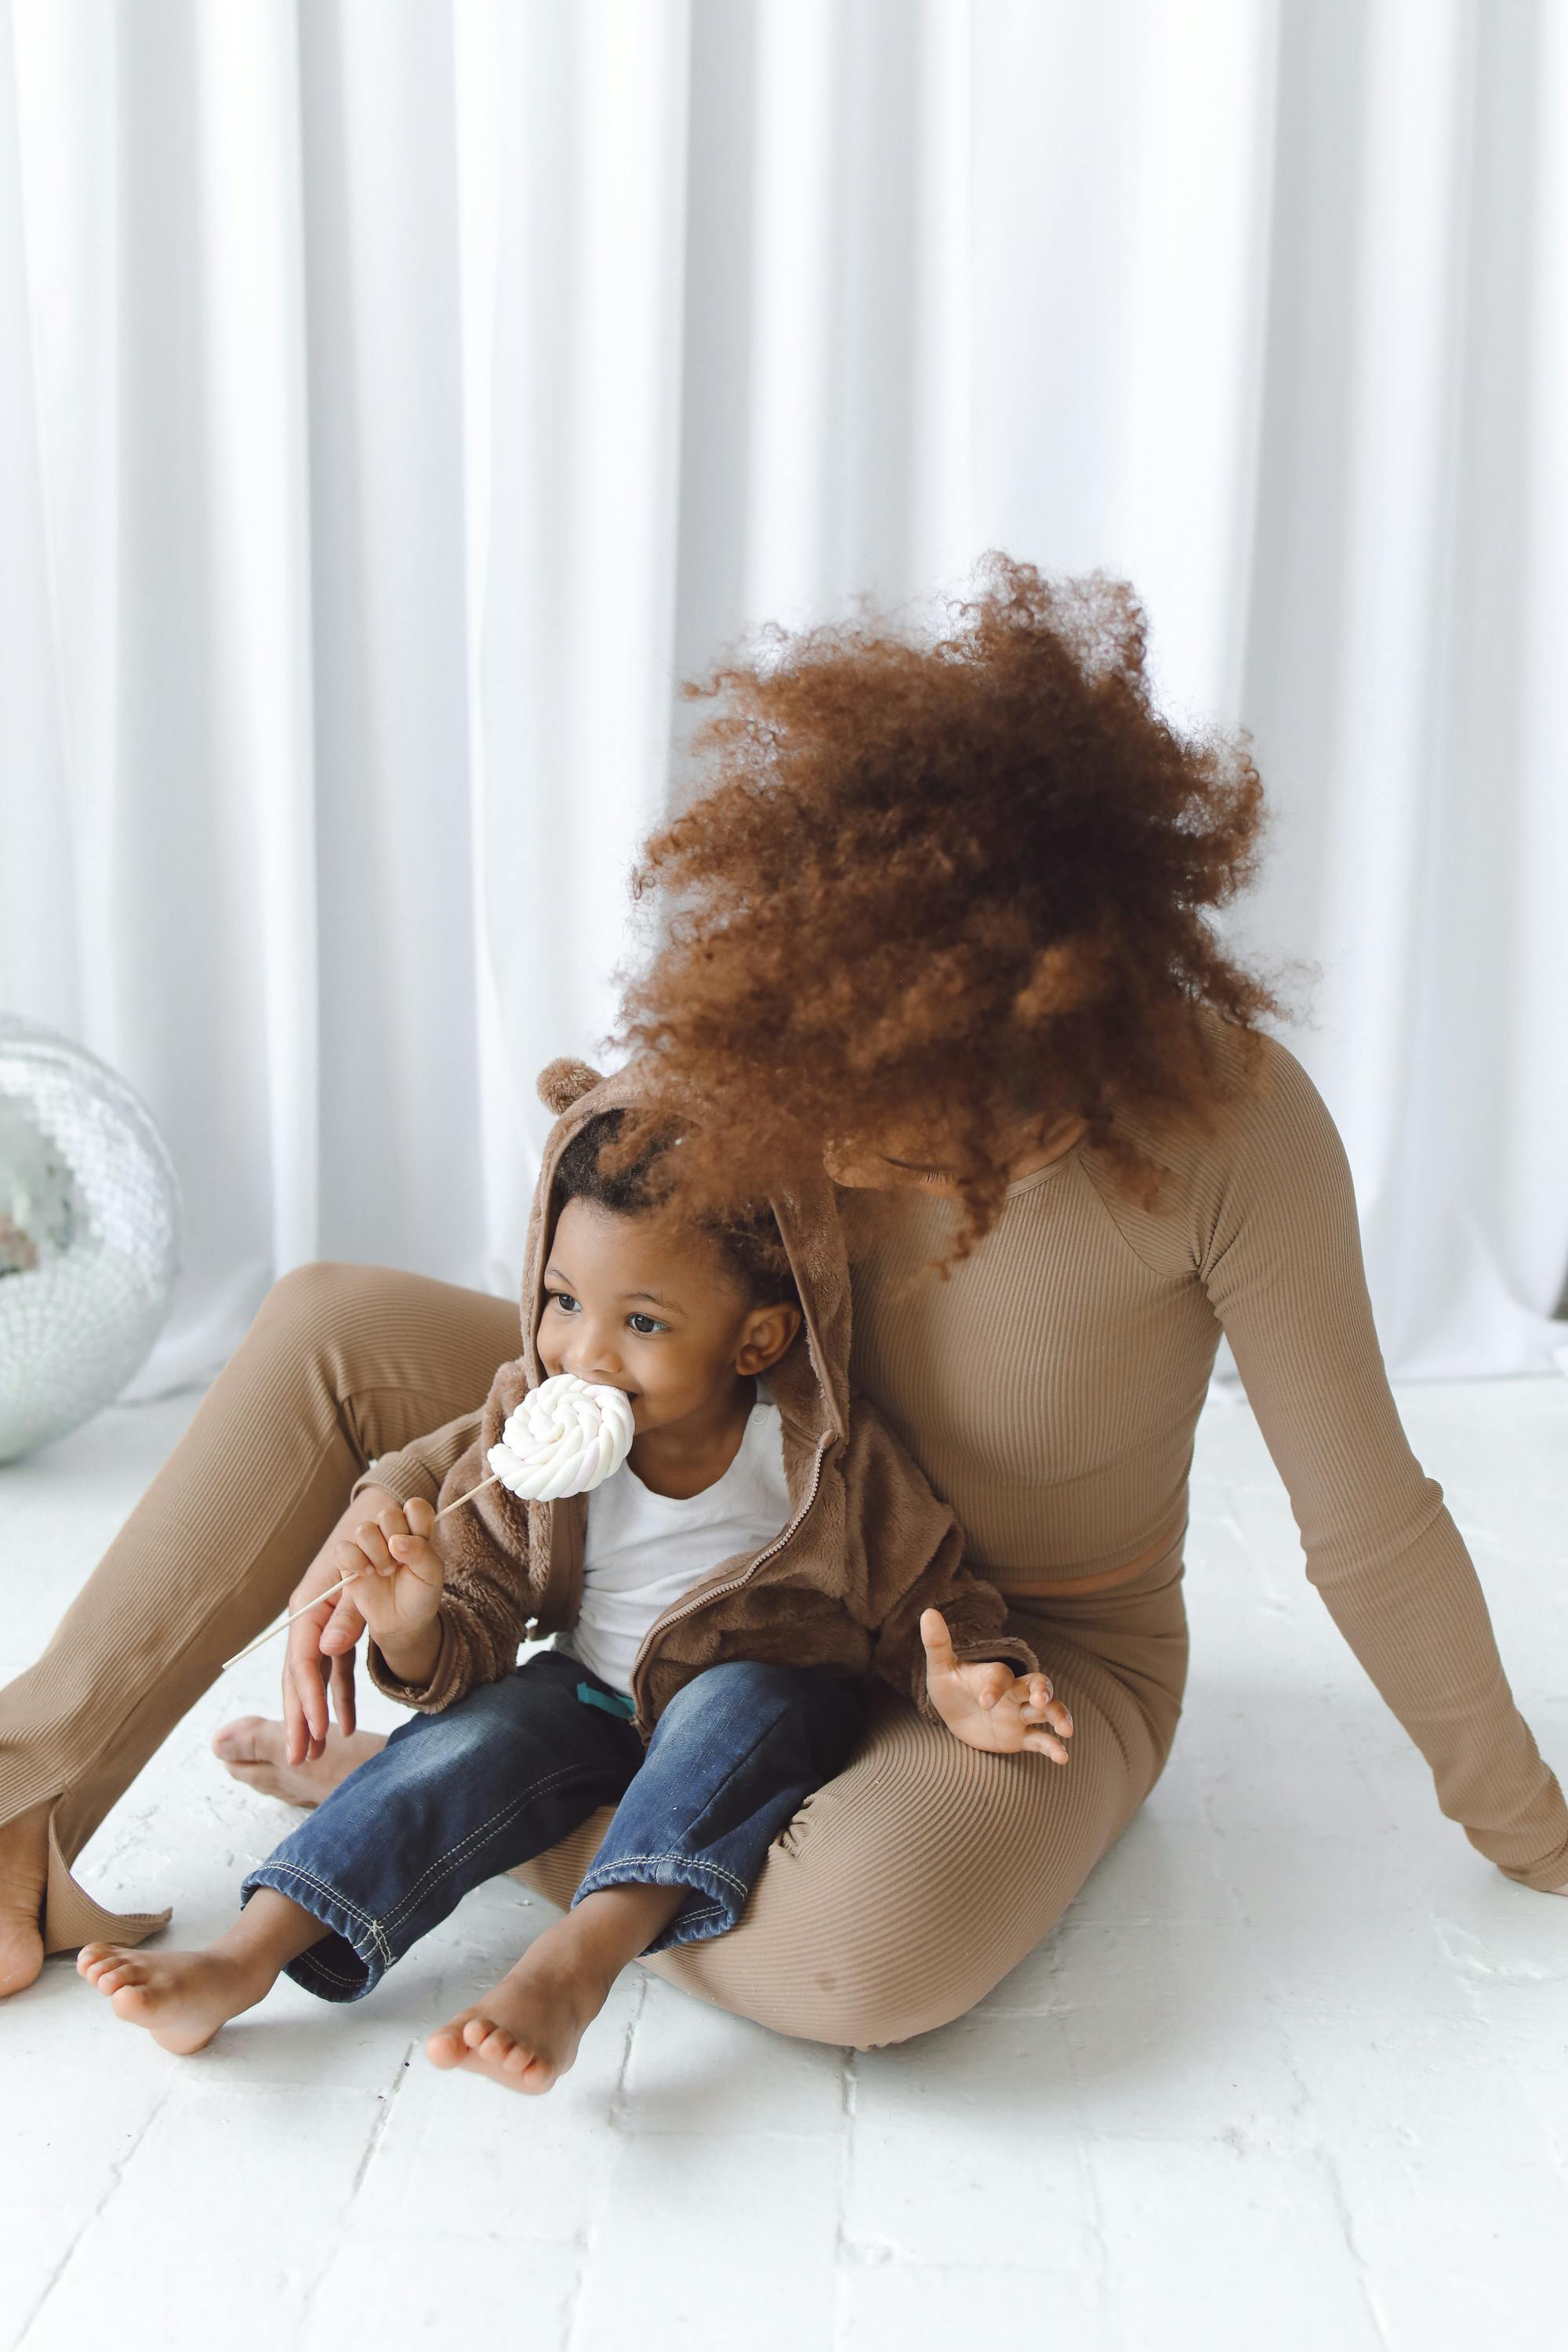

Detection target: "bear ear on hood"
[536, 1057, 604, 1116]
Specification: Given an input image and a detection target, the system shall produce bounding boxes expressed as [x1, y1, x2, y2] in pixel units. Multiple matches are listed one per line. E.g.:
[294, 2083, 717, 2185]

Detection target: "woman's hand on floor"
[920, 1609, 1074, 1760]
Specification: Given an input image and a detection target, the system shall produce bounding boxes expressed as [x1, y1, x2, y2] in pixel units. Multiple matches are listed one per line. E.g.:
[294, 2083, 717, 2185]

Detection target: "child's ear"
[736, 1301, 803, 1377]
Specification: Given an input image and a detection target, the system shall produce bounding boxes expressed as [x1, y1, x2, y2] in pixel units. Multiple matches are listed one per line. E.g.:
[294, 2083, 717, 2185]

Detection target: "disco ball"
[0, 1013, 182, 1464]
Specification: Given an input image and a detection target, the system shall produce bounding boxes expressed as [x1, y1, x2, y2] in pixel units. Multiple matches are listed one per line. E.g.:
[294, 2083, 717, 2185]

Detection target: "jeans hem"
[241, 1860, 389, 2003]
[570, 1855, 748, 1953]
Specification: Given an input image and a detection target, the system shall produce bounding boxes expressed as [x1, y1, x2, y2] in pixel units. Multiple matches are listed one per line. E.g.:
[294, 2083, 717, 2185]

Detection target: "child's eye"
[546, 1291, 664, 1334]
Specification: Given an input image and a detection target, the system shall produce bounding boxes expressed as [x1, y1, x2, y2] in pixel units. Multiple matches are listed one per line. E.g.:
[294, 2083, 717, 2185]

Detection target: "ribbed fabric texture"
[844, 1019, 1568, 1894]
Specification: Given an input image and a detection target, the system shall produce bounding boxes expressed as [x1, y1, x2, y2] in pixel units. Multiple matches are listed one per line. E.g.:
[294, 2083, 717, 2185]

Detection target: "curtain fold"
[2, 0, 1563, 1401]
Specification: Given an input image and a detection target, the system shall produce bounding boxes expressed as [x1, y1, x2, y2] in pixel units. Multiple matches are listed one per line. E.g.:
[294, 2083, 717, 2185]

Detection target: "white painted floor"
[2, 1370, 1566, 2352]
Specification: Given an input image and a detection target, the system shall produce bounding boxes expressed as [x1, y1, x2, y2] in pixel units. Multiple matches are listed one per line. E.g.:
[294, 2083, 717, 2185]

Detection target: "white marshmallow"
[486, 1371, 636, 1503]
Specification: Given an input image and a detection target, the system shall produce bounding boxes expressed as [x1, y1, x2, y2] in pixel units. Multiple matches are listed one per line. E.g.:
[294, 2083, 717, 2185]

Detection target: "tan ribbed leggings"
[0, 1262, 1190, 2048]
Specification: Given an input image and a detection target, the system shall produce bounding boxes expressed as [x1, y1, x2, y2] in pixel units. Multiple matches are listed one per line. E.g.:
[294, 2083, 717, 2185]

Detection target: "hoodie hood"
[517, 1054, 851, 1450]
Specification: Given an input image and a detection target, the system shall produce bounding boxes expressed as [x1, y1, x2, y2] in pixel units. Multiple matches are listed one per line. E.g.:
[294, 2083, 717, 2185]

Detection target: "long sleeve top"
[358, 1014, 1568, 1891]
[843, 1018, 1568, 1893]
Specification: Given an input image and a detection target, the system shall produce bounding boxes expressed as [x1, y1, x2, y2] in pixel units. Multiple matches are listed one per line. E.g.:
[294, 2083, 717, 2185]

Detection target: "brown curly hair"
[604, 553, 1316, 1265]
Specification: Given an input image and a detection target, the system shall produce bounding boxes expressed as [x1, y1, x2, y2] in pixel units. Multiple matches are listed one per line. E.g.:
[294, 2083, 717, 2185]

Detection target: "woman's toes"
[210, 1715, 269, 1762]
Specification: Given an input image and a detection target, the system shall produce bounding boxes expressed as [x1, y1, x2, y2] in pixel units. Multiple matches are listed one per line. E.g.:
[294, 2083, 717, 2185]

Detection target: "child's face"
[537, 1196, 798, 1435]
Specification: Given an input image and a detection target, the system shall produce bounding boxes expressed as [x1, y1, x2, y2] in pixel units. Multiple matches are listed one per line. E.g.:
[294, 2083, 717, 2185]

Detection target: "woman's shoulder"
[1084, 1009, 1351, 1276]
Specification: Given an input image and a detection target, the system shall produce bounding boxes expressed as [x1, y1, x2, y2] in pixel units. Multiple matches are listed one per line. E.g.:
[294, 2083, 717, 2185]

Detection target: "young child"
[78, 1056, 1073, 2092]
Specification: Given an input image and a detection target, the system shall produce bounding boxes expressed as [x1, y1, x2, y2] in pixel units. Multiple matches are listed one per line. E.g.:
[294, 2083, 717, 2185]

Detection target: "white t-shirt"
[555, 1388, 791, 1697]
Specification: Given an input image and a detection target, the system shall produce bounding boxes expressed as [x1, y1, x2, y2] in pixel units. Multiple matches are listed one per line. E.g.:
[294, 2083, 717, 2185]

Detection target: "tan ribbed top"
[844, 1014, 1568, 1891]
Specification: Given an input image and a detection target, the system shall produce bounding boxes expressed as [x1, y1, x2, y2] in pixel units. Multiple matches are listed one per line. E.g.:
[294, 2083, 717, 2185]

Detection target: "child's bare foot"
[211, 1717, 387, 1807]
[0, 1798, 50, 1998]
[426, 1927, 615, 2095]
[76, 1941, 272, 2054]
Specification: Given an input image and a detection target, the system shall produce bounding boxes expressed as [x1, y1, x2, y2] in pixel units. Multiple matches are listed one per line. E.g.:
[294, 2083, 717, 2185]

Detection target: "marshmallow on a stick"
[470, 1370, 636, 1506]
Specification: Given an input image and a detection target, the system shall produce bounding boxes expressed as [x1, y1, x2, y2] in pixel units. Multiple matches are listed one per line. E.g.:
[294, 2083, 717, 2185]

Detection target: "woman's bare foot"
[76, 1940, 274, 2054]
[210, 1717, 386, 1807]
[426, 1926, 616, 2094]
[0, 1798, 50, 1998]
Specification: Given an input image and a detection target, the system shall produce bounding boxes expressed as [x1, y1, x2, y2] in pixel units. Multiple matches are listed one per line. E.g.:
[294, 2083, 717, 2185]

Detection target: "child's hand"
[920, 1608, 1073, 1761]
[331, 1498, 445, 1649]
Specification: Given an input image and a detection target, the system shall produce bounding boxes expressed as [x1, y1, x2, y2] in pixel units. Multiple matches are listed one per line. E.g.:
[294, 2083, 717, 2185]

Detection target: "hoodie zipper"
[625, 1425, 836, 1739]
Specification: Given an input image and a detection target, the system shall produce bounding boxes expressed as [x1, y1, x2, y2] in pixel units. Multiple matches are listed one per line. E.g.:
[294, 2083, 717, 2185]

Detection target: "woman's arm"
[1199, 1037, 1568, 1893]
[347, 1403, 486, 1511]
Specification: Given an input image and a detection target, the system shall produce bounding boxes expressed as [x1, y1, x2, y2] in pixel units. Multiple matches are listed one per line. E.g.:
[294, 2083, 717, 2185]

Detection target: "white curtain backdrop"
[2, 0, 1565, 1406]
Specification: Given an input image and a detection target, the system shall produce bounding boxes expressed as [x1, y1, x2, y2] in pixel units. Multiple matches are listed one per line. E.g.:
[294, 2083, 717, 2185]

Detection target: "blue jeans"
[239, 1648, 868, 2002]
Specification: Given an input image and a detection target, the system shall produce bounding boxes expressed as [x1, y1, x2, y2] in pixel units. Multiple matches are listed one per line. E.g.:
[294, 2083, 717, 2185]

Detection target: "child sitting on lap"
[78, 1057, 1073, 2094]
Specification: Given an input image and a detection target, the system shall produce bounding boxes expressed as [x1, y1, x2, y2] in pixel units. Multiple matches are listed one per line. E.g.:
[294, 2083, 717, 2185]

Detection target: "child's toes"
[93, 1958, 144, 1998]
[425, 2022, 468, 2069]
[77, 1942, 121, 1984]
[472, 2023, 515, 2065]
[500, 2039, 532, 2074]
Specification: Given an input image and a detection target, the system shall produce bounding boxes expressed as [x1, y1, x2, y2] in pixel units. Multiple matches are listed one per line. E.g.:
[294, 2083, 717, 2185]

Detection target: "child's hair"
[553, 1110, 800, 1315]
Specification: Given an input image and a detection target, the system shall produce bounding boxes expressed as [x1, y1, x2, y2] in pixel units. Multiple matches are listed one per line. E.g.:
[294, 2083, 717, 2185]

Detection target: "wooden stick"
[219, 1472, 503, 1671]
[433, 1472, 499, 1523]
[221, 1574, 362, 1670]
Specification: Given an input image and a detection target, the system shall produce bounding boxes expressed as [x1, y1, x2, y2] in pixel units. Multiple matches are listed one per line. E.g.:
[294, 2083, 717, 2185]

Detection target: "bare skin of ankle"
[210, 1716, 387, 1808]
[427, 1882, 688, 2095]
[0, 1797, 52, 1998]
[76, 1888, 324, 2053]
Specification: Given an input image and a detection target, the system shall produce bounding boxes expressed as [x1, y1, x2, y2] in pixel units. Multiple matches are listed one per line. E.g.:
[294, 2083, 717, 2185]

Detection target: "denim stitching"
[286, 1944, 374, 1994]
[379, 1762, 614, 1935]
[575, 1850, 750, 1897]
[294, 1950, 367, 1988]
[660, 1901, 728, 1930]
[378, 1761, 607, 1932]
[249, 1860, 395, 1969]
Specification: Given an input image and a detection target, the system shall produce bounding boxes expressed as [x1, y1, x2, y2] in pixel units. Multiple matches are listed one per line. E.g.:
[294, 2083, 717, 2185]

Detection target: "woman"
[2, 556, 1563, 2034]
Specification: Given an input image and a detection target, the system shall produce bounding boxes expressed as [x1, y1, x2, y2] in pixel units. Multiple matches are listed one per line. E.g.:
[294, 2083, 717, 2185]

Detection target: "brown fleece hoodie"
[366, 1055, 1040, 1740]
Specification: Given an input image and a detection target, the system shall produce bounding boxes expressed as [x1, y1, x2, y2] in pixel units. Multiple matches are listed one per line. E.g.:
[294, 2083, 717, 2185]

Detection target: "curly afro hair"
[554, 1109, 798, 1312]
[604, 552, 1315, 1265]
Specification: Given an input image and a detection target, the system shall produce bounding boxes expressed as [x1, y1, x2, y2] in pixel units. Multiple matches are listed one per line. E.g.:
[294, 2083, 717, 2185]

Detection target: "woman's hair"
[554, 1110, 798, 1312]
[605, 552, 1315, 1267]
